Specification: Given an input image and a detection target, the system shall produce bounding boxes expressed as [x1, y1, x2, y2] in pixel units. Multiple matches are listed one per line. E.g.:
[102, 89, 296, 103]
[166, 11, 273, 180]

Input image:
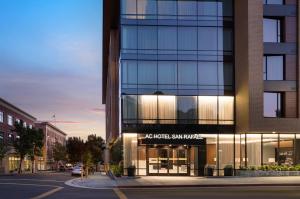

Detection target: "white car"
[71, 166, 84, 176]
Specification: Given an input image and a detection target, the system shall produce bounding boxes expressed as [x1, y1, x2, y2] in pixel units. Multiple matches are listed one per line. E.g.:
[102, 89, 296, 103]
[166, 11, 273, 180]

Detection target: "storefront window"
[190, 146, 198, 176]
[246, 134, 261, 168]
[235, 134, 241, 169]
[295, 134, 300, 165]
[177, 96, 197, 124]
[218, 96, 234, 124]
[279, 134, 294, 166]
[137, 146, 146, 175]
[240, 134, 246, 168]
[219, 135, 234, 173]
[123, 134, 138, 175]
[263, 134, 278, 165]
[123, 95, 138, 123]
[138, 95, 157, 124]
[198, 96, 218, 124]
[158, 96, 176, 124]
[203, 134, 217, 173]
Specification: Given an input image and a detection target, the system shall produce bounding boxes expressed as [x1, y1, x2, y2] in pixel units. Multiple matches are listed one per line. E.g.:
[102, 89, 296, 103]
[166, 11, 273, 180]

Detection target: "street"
[1, 173, 300, 199]
[0, 172, 118, 199]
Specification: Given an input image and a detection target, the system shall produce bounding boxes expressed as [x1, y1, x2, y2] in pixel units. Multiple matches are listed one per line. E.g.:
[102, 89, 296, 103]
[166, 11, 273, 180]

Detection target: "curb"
[64, 177, 300, 189]
[116, 183, 300, 189]
[64, 178, 116, 190]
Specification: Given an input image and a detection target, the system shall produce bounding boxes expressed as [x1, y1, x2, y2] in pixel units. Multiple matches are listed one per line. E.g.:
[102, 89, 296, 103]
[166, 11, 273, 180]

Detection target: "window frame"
[264, 92, 284, 118]
[7, 115, 13, 126]
[0, 111, 3, 123]
[263, 55, 285, 81]
[263, 0, 284, 5]
[263, 17, 283, 43]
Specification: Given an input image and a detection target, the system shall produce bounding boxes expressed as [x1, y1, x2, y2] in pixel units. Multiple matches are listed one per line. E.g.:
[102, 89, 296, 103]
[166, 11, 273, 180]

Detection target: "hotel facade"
[103, 0, 300, 176]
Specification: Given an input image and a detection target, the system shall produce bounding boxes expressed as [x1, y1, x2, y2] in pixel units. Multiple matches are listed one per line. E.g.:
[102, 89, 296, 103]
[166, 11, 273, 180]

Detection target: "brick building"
[0, 98, 36, 173]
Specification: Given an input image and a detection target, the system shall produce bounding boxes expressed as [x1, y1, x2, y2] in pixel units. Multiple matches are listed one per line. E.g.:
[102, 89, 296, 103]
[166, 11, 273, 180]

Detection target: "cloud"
[91, 107, 105, 113]
[41, 120, 81, 124]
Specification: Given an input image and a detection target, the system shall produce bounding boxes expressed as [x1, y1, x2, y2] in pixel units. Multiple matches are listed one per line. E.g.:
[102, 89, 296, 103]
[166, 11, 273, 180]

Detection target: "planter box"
[236, 170, 300, 177]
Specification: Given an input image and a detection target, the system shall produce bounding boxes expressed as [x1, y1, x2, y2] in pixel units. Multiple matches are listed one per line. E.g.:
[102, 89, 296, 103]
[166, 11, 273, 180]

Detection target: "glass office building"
[120, 0, 235, 176]
[103, 0, 300, 176]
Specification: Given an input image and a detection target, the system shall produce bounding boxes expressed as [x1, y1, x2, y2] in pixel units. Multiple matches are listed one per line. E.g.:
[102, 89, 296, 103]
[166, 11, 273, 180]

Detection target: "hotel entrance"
[147, 146, 189, 176]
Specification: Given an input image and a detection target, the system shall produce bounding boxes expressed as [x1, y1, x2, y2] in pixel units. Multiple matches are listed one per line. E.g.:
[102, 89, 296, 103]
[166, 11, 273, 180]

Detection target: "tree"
[110, 138, 122, 165]
[53, 142, 67, 169]
[82, 150, 93, 177]
[85, 134, 105, 170]
[13, 121, 44, 174]
[13, 121, 32, 174]
[66, 137, 85, 164]
[28, 128, 44, 173]
[0, 142, 8, 172]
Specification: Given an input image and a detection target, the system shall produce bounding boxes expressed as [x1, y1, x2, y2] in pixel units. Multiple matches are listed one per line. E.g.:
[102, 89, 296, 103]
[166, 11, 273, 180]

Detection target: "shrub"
[110, 165, 122, 177]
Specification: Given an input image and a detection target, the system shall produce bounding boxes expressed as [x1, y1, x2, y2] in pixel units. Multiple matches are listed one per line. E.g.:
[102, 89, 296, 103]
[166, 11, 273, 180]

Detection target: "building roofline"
[35, 121, 67, 136]
[0, 98, 36, 121]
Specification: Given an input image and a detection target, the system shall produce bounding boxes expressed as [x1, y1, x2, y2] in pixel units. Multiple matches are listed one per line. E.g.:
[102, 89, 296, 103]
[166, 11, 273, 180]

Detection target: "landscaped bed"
[236, 165, 300, 177]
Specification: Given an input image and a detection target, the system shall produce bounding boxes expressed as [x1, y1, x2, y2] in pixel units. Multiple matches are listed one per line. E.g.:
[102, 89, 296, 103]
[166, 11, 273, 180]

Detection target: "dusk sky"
[0, 0, 105, 140]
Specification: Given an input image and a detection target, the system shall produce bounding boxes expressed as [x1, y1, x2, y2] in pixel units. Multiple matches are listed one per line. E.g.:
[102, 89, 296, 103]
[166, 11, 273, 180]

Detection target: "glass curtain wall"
[122, 95, 234, 125]
[120, 0, 234, 96]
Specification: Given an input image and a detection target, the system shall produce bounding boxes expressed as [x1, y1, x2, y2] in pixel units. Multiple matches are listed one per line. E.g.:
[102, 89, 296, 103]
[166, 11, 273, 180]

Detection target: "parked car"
[71, 166, 85, 176]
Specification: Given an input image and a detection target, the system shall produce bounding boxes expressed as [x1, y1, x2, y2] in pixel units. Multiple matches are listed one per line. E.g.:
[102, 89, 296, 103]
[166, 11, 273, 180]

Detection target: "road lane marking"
[0, 182, 58, 188]
[0, 178, 65, 183]
[113, 188, 128, 199]
[30, 187, 64, 199]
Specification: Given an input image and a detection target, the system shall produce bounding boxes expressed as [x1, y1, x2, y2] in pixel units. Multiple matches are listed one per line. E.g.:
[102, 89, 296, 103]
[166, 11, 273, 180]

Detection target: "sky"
[0, 0, 105, 140]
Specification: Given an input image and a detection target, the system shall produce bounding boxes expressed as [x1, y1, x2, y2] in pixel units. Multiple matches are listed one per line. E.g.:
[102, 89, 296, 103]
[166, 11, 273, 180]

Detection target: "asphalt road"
[1, 173, 300, 199]
[121, 186, 300, 199]
[0, 172, 119, 199]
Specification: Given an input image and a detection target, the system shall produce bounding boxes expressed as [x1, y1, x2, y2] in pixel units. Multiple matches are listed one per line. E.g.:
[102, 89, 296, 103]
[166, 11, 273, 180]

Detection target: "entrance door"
[147, 146, 189, 176]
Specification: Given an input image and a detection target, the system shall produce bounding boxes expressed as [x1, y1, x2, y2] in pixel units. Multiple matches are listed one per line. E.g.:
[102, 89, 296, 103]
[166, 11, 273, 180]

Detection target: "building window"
[264, 92, 282, 117]
[158, 26, 177, 50]
[263, 0, 284, 4]
[138, 0, 157, 19]
[158, 0, 177, 18]
[121, 0, 136, 16]
[263, 56, 284, 80]
[8, 115, 13, 126]
[16, 119, 20, 124]
[178, 0, 197, 20]
[177, 96, 197, 124]
[29, 125, 32, 129]
[178, 27, 197, 51]
[138, 61, 157, 85]
[138, 95, 157, 124]
[138, 26, 157, 50]
[158, 61, 177, 86]
[178, 61, 197, 86]
[158, 96, 176, 124]
[218, 96, 234, 125]
[121, 26, 137, 49]
[0, 132, 3, 144]
[122, 60, 137, 85]
[263, 18, 282, 43]
[198, 96, 218, 124]
[23, 122, 27, 128]
[0, 111, 3, 123]
[263, 134, 278, 165]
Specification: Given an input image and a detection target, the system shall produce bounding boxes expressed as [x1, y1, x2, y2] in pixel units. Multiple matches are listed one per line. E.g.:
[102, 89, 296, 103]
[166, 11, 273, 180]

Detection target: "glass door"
[159, 148, 168, 174]
[148, 148, 158, 174]
[147, 146, 190, 175]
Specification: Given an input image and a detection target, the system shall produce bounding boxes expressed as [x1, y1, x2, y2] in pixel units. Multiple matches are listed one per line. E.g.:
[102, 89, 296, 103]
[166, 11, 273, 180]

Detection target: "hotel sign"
[141, 133, 205, 145]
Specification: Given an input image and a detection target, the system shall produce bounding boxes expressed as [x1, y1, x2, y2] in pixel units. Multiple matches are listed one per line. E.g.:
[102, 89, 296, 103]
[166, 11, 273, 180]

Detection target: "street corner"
[64, 176, 117, 190]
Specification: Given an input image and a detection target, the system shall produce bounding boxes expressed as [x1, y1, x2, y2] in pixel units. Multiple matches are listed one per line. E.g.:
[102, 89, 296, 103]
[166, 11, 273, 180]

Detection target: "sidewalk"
[65, 173, 300, 189]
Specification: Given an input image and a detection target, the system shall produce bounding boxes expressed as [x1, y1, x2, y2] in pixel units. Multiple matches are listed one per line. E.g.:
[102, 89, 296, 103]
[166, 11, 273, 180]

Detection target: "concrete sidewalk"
[65, 173, 300, 189]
